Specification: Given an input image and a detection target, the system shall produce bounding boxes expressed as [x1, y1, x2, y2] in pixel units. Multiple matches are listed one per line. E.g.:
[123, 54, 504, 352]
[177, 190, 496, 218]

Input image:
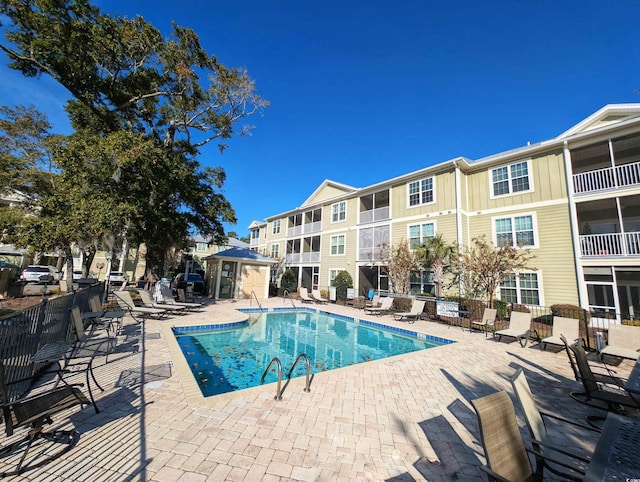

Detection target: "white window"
[330, 234, 345, 255]
[491, 160, 531, 197]
[408, 222, 435, 249]
[408, 177, 434, 207]
[495, 214, 535, 248]
[500, 272, 541, 305]
[272, 220, 281, 234]
[270, 244, 279, 258]
[331, 201, 346, 223]
[196, 242, 207, 252]
[329, 269, 341, 285]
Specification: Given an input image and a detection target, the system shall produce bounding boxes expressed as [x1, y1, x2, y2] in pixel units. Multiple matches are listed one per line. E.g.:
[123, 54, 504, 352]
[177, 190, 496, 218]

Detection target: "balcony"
[249, 237, 260, 247]
[303, 220, 322, 234]
[284, 252, 320, 264]
[579, 232, 640, 257]
[287, 225, 303, 237]
[359, 206, 389, 224]
[573, 161, 640, 194]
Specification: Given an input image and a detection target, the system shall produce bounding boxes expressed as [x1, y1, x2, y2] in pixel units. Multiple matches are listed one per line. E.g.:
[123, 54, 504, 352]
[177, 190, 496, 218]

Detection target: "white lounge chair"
[495, 311, 532, 347]
[113, 290, 167, 320]
[312, 289, 329, 304]
[364, 296, 394, 315]
[393, 300, 425, 323]
[158, 283, 202, 310]
[470, 308, 498, 337]
[599, 323, 640, 361]
[299, 287, 314, 303]
[541, 316, 579, 351]
[138, 289, 185, 313]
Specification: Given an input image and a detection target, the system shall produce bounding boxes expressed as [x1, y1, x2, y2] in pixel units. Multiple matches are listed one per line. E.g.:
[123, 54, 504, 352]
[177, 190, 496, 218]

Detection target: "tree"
[453, 236, 535, 308]
[384, 239, 417, 295]
[415, 234, 455, 298]
[0, 0, 268, 277]
[331, 270, 353, 301]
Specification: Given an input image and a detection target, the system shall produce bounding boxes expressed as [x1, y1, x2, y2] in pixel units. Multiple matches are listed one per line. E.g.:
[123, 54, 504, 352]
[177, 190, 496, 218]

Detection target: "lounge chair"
[560, 334, 626, 386]
[393, 299, 426, 323]
[510, 368, 595, 480]
[567, 339, 640, 426]
[138, 289, 185, 313]
[81, 294, 125, 336]
[495, 311, 532, 347]
[364, 294, 380, 309]
[471, 390, 586, 482]
[541, 316, 579, 351]
[158, 283, 202, 310]
[312, 289, 329, 304]
[364, 296, 394, 316]
[599, 323, 640, 361]
[299, 287, 314, 303]
[470, 308, 498, 337]
[113, 290, 167, 321]
[0, 360, 90, 477]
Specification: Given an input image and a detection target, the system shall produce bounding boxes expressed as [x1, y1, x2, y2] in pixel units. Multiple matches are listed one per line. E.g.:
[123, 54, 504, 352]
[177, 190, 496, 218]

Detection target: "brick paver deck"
[3, 297, 634, 481]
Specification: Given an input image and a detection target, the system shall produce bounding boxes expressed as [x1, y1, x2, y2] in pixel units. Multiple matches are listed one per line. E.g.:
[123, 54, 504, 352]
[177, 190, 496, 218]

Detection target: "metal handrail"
[250, 290, 265, 312]
[287, 353, 311, 393]
[282, 290, 297, 309]
[260, 357, 283, 400]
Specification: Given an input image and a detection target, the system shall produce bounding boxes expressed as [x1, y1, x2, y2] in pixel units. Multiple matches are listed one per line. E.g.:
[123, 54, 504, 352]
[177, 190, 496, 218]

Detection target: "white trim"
[491, 212, 539, 249]
[498, 270, 544, 307]
[331, 200, 347, 224]
[465, 198, 567, 217]
[489, 159, 534, 200]
[407, 221, 437, 250]
[329, 233, 346, 256]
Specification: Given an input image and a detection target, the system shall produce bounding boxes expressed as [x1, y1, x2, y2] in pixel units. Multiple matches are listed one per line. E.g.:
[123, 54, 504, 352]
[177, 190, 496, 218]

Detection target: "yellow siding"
[321, 198, 359, 232]
[390, 170, 457, 219]
[320, 229, 357, 287]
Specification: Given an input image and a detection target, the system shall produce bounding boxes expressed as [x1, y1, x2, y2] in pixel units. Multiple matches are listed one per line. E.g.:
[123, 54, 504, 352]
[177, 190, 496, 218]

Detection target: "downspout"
[454, 160, 464, 297]
[563, 141, 587, 308]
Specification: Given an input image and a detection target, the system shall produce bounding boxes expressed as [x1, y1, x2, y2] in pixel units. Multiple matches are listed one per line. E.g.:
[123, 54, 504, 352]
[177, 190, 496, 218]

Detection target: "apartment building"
[248, 104, 640, 319]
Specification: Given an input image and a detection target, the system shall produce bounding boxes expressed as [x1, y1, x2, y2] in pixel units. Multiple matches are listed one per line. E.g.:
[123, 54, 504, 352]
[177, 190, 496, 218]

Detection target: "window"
[408, 222, 435, 249]
[500, 272, 540, 305]
[251, 229, 260, 240]
[329, 269, 341, 286]
[491, 160, 531, 197]
[331, 201, 346, 223]
[409, 270, 434, 295]
[273, 219, 281, 234]
[196, 242, 207, 252]
[408, 177, 434, 206]
[330, 234, 345, 255]
[495, 214, 535, 248]
[270, 244, 279, 258]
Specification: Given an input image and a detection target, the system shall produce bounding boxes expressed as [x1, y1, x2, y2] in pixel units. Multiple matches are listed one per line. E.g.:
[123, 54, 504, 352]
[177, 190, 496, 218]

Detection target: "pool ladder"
[260, 353, 311, 400]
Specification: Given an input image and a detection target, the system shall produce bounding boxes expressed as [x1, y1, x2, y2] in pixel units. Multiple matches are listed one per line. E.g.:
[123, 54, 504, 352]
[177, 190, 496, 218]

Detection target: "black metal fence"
[0, 283, 104, 402]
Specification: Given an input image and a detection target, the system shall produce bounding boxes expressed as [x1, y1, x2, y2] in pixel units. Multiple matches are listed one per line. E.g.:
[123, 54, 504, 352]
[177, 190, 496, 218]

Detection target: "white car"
[20, 265, 62, 283]
[108, 272, 128, 285]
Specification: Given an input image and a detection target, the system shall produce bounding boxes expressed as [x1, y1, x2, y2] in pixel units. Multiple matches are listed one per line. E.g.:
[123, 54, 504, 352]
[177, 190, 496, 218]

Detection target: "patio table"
[583, 412, 640, 482]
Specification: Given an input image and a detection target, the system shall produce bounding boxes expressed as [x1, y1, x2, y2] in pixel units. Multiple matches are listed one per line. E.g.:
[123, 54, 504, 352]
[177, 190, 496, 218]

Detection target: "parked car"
[72, 270, 83, 281]
[108, 271, 128, 285]
[173, 273, 204, 293]
[20, 265, 62, 283]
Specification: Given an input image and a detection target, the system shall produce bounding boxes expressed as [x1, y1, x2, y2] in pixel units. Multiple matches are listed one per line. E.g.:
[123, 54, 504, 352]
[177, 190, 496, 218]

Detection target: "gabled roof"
[247, 220, 267, 230]
[301, 179, 358, 207]
[191, 235, 248, 248]
[208, 247, 276, 264]
[557, 104, 640, 139]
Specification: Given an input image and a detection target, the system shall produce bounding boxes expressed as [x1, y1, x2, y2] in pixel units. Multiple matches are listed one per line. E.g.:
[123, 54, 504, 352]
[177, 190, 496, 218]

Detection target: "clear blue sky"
[1, 1, 639, 238]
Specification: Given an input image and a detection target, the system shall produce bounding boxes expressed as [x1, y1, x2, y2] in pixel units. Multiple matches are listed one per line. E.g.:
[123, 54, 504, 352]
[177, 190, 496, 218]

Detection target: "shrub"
[493, 300, 510, 320]
[332, 270, 353, 301]
[279, 269, 297, 293]
[464, 299, 486, 320]
[393, 297, 413, 312]
[622, 319, 640, 327]
[550, 304, 589, 321]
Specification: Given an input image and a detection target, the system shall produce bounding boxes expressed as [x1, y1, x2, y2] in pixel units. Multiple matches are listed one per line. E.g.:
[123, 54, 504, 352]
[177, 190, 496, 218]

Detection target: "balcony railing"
[579, 232, 640, 257]
[284, 252, 320, 264]
[303, 220, 322, 234]
[287, 225, 303, 237]
[573, 161, 640, 194]
[359, 206, 389, 224]
[249, 238, 260, 247]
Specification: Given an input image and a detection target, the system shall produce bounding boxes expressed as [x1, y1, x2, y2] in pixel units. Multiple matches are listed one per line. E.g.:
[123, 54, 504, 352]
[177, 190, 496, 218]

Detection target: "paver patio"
[2, 297, 633, 481]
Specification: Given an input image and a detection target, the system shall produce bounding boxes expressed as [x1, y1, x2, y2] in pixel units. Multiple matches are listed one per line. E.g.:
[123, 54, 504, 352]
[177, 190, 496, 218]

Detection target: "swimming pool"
[173, 309, 453, 397]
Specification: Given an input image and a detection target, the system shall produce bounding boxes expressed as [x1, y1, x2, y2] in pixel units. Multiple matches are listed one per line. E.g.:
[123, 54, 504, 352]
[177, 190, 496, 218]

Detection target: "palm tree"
[416, 234, 455, 298]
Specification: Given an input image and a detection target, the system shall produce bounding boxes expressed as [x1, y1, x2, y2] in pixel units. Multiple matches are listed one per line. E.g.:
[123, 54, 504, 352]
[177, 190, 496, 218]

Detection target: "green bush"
[332, 270, 353, 301]
[622, 319, 640, 326]
[280, 269, 297, 293]
[550, 304, 589, 321]
[493, 300, 509, 320]
[393, 297, 413, 312]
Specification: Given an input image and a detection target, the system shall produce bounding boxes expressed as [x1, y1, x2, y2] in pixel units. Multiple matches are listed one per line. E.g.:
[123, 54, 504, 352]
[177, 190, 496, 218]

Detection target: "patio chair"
[510, 368, 596, 480]
[177, 288, 204, 307]
[561, 335, 626, 386]
[364, 294, 380, 309]
[541, 316, 580, 351]
[598, 323, 640, 362]
[364, 296, 394, 316]
[138, 289, 186, 313]
[393, 299, 426, 323]
[158, 283, 202, 310]
[567, 339, 640, 426]
[298, 287, 314, 303]
[81, 293, 125, 336]
[0, 360, 90, 477]
[495, 311, 532, 347]
[470, 308, 498, 337]
[312, 289, 329, 304]
[471, 390, 586, 482]
[113, 290, 167, 321]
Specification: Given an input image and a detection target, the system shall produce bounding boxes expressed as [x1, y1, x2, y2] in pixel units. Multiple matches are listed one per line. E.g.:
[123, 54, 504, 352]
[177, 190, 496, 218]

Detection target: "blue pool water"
[173, 309, 453, 397]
